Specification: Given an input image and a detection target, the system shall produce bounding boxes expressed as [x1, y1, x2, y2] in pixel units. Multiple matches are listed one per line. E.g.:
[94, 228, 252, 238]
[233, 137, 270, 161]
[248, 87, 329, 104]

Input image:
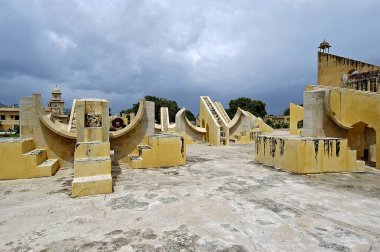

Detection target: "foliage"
[283, 107, 290, 116]
[120, 96, 195, 123]
[185, 110, 196, 122]
[265, 119, 289, 129]
[227, 97, 267, 118]
[283, 104, 303, 116]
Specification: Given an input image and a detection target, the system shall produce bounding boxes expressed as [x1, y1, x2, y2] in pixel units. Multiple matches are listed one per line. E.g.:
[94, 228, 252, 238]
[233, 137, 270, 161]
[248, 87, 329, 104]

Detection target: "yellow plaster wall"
[256, 117, 274, 134]
[110, 101, 155, 164]
[20, 94, 76, 168]
[128, 135, 186, 168]
[175, 108, 205, 143]
[255, 135, 364, 174]
[318, 52, 380, 87]
[289, 103, 303, 135]
[0, 139, 59, 179]
[71, 99, 112, 197]
[323, 87, 380, 168]
[199, 97, 220, 146]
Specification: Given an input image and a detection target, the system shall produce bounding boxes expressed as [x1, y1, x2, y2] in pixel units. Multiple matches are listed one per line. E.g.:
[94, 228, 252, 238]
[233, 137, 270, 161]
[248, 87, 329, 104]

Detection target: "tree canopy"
[185, 110, 196, 122]
[283, 107, 290, 116]
[226, 97, 267, 118]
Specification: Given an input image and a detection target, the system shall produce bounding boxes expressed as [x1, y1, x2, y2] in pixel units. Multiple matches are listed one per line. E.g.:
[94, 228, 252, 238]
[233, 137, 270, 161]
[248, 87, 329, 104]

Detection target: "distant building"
[264, 115, 290, 124]
[0, 105, 20, 131]
[45, 86, 69, 124]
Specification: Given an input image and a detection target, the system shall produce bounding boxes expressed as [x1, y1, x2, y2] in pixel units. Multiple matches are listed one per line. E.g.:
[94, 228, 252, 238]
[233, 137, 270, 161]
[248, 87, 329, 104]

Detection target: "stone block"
[71, 174, 112, 198]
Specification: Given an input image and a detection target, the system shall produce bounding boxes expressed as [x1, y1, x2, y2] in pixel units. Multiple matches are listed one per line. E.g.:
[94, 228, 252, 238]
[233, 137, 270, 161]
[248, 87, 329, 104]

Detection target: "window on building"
[55, 104, 58, 107]
[15, 115, 19, 120]
[0, 115, 5, 120]
[10, 115, 14, 119]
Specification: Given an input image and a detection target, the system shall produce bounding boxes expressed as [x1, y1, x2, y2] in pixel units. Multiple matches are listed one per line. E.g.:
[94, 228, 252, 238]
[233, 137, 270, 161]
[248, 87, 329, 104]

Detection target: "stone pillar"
[145, 101, 155, 136]
[71, 99, 113, 197]
[376, 130, 380, 169]
[160, 107, 170, 132]
[303, 90, 325, 137]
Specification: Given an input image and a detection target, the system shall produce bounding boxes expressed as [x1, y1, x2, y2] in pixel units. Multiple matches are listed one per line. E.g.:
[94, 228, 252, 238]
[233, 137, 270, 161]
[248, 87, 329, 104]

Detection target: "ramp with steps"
[200, 96, 229, 146]
[214, 101, 231, 123]
[68, 99, 78, 133]
[128, 135, 186, 168]
[0, 138, 60, 179]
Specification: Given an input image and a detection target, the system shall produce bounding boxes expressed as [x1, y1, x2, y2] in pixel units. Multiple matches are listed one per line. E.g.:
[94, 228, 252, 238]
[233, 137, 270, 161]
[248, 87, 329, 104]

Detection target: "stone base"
[255, 134, 365, 174]
[71, 174, 112, 198]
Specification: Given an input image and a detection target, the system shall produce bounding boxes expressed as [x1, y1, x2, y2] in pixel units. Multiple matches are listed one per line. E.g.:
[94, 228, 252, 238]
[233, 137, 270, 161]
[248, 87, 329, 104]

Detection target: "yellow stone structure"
[199, 96, 273, 146]
[0, 92, 187, 197]
[318, 52, 380, 87]
[71, 99, 113, 197]
[128, 134, 186, 168]
[255, 43, 380, 172]
[0, 138, 59, 179]
[199, 96, 230, 145]
[255, 135, 364, 173]
[175, 108, 206, 144]
[155, 107, 176, 133]
[153, 97, 274, 146]
[289, 103, 303, 135]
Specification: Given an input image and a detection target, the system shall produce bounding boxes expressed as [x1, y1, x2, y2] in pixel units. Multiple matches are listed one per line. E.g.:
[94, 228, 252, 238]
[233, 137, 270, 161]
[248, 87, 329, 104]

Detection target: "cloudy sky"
[1, 0, 379, 115]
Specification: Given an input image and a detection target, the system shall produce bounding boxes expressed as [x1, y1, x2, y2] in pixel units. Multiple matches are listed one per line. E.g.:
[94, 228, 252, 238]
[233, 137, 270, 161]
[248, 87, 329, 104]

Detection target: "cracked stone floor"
[0, 143, 380, 251]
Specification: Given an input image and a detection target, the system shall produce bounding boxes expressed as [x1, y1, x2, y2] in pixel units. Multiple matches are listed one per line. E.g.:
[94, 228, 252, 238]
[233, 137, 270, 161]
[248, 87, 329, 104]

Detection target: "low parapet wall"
[255, 134, 364, 174]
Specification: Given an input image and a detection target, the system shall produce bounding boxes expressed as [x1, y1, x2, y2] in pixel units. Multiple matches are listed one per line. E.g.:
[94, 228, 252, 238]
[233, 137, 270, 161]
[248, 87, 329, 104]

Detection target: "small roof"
[318, 39, 331, 49]
[52, 85, 61, 93]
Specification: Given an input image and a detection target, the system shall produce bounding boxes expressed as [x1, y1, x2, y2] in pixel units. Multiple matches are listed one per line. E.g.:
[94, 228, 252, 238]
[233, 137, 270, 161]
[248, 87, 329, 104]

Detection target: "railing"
[341, 70, 380, 93]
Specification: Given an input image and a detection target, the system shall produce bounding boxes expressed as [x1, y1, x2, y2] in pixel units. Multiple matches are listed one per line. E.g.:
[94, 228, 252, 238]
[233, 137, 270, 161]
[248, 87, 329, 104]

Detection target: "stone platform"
[0, 143, 379, 251]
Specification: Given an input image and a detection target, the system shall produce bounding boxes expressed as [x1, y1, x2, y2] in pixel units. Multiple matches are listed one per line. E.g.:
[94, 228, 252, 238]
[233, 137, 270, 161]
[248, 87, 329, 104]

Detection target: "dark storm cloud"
[0, 0, 379, 115]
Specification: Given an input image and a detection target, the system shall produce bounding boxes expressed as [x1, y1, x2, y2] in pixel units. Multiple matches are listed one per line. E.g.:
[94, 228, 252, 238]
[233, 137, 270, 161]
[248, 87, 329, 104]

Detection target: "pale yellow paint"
[0, 139, 59, 179]
[255, 135, 364, 174]
[318, 52, 380, 87]
[128, 134, 186, 168]
[289, 103, 304, 135]
[71, 99, 112, 197]
[199, 96, 226, 146]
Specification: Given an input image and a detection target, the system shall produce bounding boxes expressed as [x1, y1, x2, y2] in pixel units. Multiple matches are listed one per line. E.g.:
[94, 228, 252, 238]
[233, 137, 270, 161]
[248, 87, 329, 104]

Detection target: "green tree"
[185, 110, 196, 122]
[283, 107, 290, 116]
[120, 96, 195, 123]
[227, 97, 267, 118]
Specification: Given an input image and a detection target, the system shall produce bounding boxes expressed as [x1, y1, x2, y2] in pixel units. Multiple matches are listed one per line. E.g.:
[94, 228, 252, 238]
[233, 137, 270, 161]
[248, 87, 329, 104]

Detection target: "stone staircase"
[127, 135, 186, 168]
[68, 99, 77, 132]
[202, 97, 228, 145]
[214, 102, 231, 123]
[128, 145, 152, 162]
[0, 138, 59, 179]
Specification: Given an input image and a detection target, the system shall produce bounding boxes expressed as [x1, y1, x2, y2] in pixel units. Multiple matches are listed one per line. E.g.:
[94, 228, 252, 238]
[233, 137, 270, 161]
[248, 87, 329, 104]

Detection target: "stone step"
[138, 145, 152, 150]
[74, 157, 111, 177]
[129, 155, 142, 161]
[22, 149, 48, 166]
[36, 159, 60, 176]
[72, 174, 112, 198]
[138, 145, 152, 156]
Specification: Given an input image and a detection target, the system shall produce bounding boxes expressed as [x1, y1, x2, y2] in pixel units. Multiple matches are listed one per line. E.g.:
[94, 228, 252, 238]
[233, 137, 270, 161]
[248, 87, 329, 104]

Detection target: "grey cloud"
[0, 0, 379, 115]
